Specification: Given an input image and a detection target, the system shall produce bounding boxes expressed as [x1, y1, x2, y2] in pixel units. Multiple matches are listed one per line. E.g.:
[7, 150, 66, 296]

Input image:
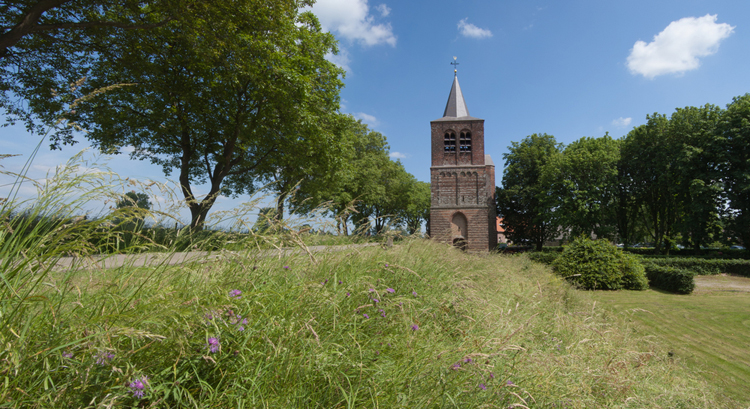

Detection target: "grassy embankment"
[1, 153, 740, 408]
[591, 276, 750, 404]
[4, 236, 739, 407]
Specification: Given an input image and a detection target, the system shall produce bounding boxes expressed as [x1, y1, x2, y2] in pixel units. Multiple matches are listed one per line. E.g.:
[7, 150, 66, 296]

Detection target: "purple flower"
[128, 376, 149, 399]
[381, 312, 386, 317]
[207, 337, 220, 353]
[346, 292, 350, 297]
[368, 288, 375, 292]
[363, 313, 370, 319]
[452, 363, 461, 370]
[478, 383, 487, 391]
[385, 263, 389, 267]
[229, 289, 242, 298]
[237, 325, 245, 332]
[411, 324, 419, 331]
[507, 380, 515, 386]
[62, 351, 73, 359]
[412, 291, 418, 297]
[464, 357, 472, 363]
[386, 288, 395, 293]
[489, 372, 495, 379]
[373, 299, 379, 303]
[283, 266, 290, 270]
[338, 280, 342, 284]
[95, 351, 114, 365]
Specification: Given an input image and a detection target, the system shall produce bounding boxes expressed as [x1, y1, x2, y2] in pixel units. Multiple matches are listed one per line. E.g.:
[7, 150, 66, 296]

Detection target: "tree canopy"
[496, 133, 562, 250]
[499, 94, 750, 252]
[21, 0, 344, 229]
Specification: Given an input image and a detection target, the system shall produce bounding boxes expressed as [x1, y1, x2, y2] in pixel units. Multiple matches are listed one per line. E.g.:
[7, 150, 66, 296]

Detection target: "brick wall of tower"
[429, 117, 496, 252]
[431, 120, 485, 166]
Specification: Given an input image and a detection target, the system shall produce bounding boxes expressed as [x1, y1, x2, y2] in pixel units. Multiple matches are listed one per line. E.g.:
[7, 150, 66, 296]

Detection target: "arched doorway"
[450, 212, 468, 250]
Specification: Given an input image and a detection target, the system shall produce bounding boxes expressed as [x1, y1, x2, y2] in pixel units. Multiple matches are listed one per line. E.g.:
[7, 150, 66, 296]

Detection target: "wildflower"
[338, 280, 342, 284]
[363, 313, 370, 319]
[381, 312, 386, 317]
[62, 351, 73, 359]
[207, 337, 220, 353]
[507, 380, 515, 386]
[368, 288, 375, 292]
[489, 372, 495, 379]
[452, 363, 461, 370]
[346, 292, 350, 297]
[412, 291, 418, 297]
[128, 376, 149, 399]
[283, 266, 290, 270]
[373, 298, 379, 303]
[464, 357, 472, 363]
[237, 325, 245, 331]
[385, 263, 389, 267]
[229, 289, 242, 298]
[95, 351, 114, 365]
[479, 383, 487, 391]
[386, 288, 395, 293]
[205, 313, 214, 320]
[411, 324, 419, 331]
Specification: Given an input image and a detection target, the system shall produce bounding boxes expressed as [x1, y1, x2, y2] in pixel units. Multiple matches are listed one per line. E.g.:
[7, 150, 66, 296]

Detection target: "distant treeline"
[497, 94, 750, 253]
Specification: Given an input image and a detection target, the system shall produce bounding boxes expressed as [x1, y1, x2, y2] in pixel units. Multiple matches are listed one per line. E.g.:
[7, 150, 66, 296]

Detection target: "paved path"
[53, 243, 381, 271]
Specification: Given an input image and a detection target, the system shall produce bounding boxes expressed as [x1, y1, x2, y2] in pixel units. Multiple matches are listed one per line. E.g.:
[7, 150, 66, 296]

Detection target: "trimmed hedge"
[645, 258, 750, 277]
[644, 264, 695, 294]
[527, 252, 560, 265]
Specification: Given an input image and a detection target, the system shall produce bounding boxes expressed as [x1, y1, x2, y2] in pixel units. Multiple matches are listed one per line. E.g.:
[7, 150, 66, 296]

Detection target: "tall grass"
[0, 153, 736, 408]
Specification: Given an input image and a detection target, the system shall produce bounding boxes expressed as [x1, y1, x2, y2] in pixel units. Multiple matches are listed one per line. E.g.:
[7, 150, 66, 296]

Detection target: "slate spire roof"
[435, 73, 481, 121]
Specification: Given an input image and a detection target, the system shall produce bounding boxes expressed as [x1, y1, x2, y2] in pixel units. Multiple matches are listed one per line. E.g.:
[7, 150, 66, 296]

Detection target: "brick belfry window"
[460, 131, 472, 152]
[444, 132, 456, 152]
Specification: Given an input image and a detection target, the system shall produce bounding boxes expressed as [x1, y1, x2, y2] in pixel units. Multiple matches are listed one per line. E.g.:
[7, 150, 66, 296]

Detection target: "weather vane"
[451, 56, 459, 75]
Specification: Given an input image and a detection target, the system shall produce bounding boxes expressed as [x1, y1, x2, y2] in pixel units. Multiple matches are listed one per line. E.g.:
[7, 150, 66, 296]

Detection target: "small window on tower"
[444, 132, 456, 152]
[460, 131, 472, 152]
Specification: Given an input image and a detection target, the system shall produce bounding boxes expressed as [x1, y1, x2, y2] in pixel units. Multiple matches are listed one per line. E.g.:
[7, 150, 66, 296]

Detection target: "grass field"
[591, 275, 750, 404]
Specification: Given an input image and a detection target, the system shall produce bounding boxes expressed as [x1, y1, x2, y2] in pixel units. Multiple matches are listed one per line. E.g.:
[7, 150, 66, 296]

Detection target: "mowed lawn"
[591, 275, 750, 403]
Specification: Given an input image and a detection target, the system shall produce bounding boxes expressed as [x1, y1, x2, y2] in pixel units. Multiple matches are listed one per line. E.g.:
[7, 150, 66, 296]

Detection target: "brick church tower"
[429, 69, 497, 251]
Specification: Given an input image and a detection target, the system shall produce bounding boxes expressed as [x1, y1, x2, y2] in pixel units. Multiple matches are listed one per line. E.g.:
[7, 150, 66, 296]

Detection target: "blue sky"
[2, 0, 749, 226]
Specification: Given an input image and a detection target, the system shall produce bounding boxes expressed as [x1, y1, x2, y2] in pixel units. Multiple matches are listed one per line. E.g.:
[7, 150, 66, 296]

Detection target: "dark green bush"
[527, 252, 560, 265]
[552, 237, 647, 290]
[646, 258, 750, 277]
[644, 264, 695, 294]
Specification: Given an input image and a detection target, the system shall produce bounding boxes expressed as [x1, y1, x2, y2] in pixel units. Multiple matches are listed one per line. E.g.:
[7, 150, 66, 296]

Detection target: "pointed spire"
[442, 75, 470, 118]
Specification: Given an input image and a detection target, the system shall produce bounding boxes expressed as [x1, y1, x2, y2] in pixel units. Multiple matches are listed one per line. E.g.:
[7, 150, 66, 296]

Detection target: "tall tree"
[540, 134, 620, 241]
[720, 94, 750, 247]
[400, 180, 430, 235]
[56, 0, 343, 229]
[290, 116, 390, 235]
[620, 114, 680, 253]
[669, 104, 725, 251]
[497, 133, 562, 250]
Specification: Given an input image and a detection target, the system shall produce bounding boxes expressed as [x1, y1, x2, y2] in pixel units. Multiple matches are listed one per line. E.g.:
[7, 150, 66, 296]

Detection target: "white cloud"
[627, 14, 734, 79]
[375, 4, 390, 17]
[612, 117, 632, 127]
[353, 112, 378, 126]
[310, 0, 396, 47]
[389, 152, 407, 159]
[457, 18, 493, 39]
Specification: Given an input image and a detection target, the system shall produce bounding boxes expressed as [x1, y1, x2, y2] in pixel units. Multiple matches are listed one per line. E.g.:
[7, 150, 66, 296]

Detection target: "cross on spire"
[451, 56, 459, 76]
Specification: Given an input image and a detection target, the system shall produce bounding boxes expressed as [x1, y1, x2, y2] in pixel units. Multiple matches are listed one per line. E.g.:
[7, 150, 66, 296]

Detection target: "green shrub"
[552, 237, 647, 290]
[646, 258, 750, 277]
[644, 264, 695, 294]
[527, 251, 560, 265]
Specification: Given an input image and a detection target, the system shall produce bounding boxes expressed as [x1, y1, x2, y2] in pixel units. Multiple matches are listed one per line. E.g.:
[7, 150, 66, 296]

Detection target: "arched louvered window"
[459, 131, 472, 152]
[444, 132, 456, 152]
